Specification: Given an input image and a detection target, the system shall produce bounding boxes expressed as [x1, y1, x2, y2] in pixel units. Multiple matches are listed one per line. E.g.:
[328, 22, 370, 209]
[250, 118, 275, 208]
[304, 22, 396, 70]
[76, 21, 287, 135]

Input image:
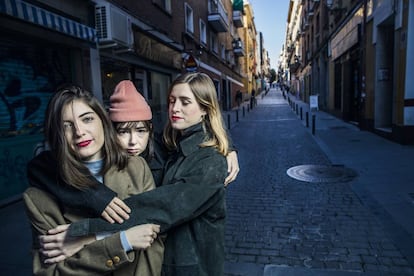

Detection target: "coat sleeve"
[22, 187, 137, 276]
[68, 149, 227, 236]
[27, 151, 116, 216]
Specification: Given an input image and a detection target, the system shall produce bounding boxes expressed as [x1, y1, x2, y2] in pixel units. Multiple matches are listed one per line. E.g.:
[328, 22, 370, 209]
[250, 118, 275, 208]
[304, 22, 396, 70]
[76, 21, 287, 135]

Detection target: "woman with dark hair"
[24, 85, 164, 275]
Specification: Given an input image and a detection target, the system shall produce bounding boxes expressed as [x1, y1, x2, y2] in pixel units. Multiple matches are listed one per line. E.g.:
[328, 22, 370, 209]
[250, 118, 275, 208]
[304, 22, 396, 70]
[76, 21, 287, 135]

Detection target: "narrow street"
[224, 88, 414, 276]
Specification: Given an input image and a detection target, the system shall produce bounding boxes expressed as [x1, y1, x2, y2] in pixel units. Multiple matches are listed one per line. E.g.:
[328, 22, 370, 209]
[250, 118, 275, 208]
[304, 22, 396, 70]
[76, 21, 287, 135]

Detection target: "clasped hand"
[39, 223, 160, 264]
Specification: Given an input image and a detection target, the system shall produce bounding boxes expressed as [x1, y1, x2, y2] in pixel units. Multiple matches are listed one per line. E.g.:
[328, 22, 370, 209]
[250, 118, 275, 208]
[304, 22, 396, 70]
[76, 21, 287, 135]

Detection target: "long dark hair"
[44, 85, 129, 190]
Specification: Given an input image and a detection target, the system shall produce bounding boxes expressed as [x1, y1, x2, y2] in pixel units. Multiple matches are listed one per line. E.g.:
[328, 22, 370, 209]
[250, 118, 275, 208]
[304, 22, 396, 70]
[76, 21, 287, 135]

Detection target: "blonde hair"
[163, 72, 229, 155]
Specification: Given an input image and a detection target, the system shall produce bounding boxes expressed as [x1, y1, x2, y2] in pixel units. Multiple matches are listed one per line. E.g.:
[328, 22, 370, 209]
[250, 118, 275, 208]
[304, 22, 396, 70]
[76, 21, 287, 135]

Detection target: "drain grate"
[286, 164, 357, 183]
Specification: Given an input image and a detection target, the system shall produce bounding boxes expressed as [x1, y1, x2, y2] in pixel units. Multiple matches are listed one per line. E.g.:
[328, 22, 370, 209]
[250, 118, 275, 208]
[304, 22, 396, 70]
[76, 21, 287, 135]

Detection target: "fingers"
[225, 151, 240, 186]
[125, 224, 161, 250]
[224, 166, 239, 185]
[112, 197, 131, 214]
[101, 197, 131, 224]
[152, 224, 160, 233]
[39, 248, 62, 258]
[39, 234, 63, 248]
[47, 224, 70, 235]
[43, 255, 66, 264]
[102, 211, 115, 224]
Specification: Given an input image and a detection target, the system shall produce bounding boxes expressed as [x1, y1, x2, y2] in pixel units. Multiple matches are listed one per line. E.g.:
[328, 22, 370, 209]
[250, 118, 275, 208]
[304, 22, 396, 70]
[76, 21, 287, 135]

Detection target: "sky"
[248, 0, 290, 69]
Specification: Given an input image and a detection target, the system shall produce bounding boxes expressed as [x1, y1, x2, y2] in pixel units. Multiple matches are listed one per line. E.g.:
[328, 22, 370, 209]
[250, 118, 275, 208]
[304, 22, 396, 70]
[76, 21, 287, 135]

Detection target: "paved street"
[1, 88, 414, 276]
[224, 88, 414, 275]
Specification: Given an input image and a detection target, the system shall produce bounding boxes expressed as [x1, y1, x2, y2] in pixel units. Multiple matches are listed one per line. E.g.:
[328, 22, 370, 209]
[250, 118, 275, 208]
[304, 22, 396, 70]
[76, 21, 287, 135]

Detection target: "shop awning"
[0, 0, 96, 43]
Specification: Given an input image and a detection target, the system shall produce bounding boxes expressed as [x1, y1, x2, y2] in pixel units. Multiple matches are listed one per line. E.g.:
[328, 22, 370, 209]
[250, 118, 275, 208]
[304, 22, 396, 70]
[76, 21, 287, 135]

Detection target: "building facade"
[0, 0, 260, 200]
[282, 0, 414, 144]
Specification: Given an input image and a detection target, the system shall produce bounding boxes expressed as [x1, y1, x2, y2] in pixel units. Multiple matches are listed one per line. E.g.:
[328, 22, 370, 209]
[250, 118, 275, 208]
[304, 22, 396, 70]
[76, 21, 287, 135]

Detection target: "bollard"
[296, 104, 299, 115]
[227, 114, 231, 129]
[243, 106, 245, 117]
[247, 105, 250, 112]
[300, 107, 303, 120]
[306, 112, 309, 127]
[236, 109, 239, 122]
[312, 114, 316, 135]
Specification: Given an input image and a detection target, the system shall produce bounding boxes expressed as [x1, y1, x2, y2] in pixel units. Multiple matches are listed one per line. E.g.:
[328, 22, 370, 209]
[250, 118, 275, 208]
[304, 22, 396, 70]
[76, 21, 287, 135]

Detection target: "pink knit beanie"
[109, 80, 152, 122]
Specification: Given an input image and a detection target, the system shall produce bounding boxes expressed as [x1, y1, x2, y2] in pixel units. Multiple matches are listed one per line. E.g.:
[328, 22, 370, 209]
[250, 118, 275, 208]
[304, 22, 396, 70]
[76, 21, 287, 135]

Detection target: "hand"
[101, 197, 131, 224]
[225, 151, 240, 186]
[39, 224, 95, 264]
[124, 224, 160, 250]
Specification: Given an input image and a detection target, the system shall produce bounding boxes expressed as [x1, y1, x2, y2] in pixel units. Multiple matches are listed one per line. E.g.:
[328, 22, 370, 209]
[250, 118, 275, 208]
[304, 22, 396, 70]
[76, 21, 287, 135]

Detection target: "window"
[185, 3, 194, 34]
[199, 19, 207, 45]
[163, 0, 171, 12]
[152, 0, 171, 13]
[220, 44, 225, 59]
[210, 32, 218, 54]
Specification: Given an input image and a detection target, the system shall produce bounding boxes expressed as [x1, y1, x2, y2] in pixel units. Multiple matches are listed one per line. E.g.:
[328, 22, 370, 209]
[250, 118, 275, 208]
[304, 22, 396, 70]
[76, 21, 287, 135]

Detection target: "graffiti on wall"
[0, 58, 55, 136]
[0, 47, 69, 199]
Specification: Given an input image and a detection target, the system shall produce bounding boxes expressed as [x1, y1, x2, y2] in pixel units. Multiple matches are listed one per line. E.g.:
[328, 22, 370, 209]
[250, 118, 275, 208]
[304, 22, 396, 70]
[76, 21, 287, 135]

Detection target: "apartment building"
[282, 0, 414, 144]
[0, 0, 256, 200]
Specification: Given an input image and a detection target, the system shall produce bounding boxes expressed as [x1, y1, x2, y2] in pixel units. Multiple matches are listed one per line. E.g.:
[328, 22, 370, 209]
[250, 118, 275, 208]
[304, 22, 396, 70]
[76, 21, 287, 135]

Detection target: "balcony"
[232, 38, 245, 57]
[208, 0, 229, 32]
[233, 10, 243, 28]
[289, 61, 301, 73]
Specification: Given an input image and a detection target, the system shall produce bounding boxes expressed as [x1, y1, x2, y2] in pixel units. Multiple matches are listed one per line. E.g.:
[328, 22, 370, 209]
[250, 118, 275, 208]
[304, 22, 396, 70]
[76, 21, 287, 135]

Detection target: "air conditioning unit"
[95, 3, 133, 48]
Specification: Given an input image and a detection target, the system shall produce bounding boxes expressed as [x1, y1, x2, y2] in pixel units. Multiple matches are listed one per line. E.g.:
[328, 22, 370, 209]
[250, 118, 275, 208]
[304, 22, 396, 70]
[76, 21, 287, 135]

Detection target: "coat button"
[106, 259, 113, 267]
[113, 256, 120, 264]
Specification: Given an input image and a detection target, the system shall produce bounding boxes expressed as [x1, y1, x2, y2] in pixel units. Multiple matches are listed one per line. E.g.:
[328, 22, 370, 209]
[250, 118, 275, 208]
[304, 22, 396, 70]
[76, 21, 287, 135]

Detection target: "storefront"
[0, 0, 97, 201]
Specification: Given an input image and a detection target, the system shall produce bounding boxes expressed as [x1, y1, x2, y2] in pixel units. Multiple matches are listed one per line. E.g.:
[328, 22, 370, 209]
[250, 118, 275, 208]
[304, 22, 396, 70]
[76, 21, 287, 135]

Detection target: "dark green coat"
[69, 123, 228, 276]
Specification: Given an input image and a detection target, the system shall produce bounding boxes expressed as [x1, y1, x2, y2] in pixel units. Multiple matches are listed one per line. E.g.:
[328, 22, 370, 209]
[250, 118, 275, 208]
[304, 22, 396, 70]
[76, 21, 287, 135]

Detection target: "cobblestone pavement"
[223, 89, 414, 276]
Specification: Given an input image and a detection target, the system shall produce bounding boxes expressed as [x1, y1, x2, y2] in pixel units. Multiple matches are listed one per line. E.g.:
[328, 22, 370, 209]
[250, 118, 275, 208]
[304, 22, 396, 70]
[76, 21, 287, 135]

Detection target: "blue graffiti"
[0, 58, 53, 136]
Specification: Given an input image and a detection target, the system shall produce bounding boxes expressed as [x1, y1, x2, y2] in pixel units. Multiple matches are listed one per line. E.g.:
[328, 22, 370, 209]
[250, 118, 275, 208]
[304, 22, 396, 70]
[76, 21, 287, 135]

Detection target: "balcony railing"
[233, 10, 243, 28]
[208, 0, 229, 32]
[232, 38, 245, 57]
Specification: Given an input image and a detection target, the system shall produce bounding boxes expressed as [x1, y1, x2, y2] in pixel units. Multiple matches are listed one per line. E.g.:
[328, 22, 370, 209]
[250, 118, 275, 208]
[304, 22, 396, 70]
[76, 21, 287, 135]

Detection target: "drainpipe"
[359, 0, 367, 129]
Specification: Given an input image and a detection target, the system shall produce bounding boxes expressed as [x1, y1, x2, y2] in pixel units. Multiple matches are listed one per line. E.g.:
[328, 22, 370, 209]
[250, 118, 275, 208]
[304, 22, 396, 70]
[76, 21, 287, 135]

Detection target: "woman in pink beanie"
[109, 80, 165, 189]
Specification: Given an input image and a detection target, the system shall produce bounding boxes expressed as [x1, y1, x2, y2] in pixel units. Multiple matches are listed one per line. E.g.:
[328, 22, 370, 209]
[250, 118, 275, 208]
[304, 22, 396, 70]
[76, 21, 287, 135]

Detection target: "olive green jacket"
[23, 156, 164, 275]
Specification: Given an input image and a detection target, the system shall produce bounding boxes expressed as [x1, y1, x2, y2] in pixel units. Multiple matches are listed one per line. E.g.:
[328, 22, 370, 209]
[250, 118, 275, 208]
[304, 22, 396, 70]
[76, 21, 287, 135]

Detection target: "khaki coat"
[23, 156, 164, 275]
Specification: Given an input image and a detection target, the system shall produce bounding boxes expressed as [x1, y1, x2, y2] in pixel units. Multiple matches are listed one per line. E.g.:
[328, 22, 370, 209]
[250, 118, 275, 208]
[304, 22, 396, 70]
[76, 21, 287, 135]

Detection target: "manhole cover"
[286, 165, 357, 183]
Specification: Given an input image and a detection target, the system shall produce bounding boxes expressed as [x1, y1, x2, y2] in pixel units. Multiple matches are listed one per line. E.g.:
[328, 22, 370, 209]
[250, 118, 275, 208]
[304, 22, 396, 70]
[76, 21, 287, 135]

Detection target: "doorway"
[374, 20, 394, 131]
